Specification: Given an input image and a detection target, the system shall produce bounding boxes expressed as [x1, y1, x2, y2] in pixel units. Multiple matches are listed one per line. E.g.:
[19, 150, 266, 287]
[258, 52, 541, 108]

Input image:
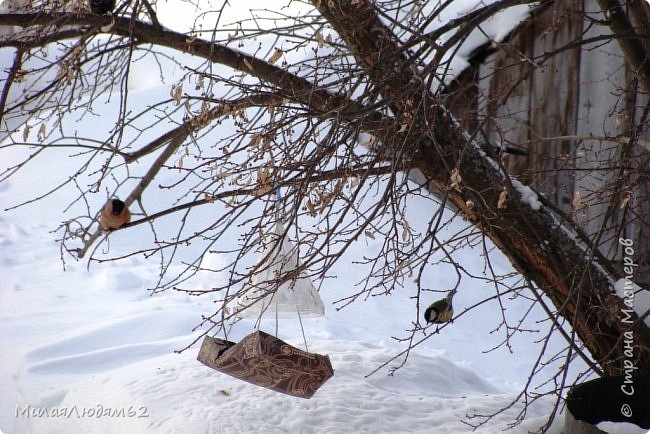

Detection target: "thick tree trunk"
[3, 3, 648, 376]
[313, 0, 650, 376]
[596, 0, 650, 92]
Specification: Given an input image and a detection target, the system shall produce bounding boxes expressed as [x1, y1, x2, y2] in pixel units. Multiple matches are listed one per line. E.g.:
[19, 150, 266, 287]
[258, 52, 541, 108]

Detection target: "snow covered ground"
[1, 2, 649, 434]
[3, 166, 648, 434]
[0, 195, 561, 434]
[0, 109, 567, 433]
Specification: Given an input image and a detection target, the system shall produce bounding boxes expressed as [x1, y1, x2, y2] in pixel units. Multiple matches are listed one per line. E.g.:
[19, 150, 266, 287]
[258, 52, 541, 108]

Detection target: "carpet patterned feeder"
[198, 187, 333, 399]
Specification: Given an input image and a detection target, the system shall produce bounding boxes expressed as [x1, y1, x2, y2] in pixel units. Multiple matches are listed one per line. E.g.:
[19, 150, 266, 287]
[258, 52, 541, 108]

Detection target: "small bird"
[99, 198, 131, 230]
[479, 141, 528, 157]
[89, 0, 116, 14]
[424, 291, 456, 324]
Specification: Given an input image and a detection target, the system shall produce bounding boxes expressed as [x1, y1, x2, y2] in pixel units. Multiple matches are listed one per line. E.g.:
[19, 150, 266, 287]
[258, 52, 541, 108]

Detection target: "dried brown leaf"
[572, 190, 581, 209]
[450, 168, 461, 190]
[268, 48, 283, 65]
[497, 188, 508, 209]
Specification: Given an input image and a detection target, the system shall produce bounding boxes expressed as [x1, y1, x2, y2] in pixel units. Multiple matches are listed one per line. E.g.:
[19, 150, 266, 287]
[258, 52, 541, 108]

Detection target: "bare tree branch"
[312, 0, 650, 376]
[596, 0, 650, 91]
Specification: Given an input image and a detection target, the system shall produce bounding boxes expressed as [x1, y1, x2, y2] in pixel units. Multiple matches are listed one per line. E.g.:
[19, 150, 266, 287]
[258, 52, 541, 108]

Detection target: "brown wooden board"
[446, 0, 650, 282]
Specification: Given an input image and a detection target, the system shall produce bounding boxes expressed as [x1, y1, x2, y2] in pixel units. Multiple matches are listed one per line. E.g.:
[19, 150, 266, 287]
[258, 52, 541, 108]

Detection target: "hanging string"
[224, 315, 235, 341]
[274, 184, 282, 337]
[297, 306, 309, 352]
[275, 300, 279, 337]
[254, 310, 262, 331]
[274, 184, 309, 350]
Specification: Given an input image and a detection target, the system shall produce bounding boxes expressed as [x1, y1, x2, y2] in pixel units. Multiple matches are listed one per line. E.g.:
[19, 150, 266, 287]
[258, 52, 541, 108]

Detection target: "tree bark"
[312, 0, 650, 376]
[2, 5, 648, 375]
[596, 0, 650, 92]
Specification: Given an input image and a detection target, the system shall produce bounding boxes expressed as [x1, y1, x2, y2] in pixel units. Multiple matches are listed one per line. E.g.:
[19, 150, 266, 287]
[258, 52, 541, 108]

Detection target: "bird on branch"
[424, 291, 456, 325]
[477, 129, 527, 158]
[99, 198, 131, 231]
[478, 141, 528, 157]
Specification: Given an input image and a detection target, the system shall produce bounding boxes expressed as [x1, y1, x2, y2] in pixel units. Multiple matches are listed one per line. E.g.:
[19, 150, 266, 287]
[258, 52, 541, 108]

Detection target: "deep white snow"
[1, 2, 649, 434]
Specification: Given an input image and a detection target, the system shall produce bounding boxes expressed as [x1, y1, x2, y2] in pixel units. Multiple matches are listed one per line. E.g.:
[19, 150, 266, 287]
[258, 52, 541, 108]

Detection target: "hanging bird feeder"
[198, 187, 332, 398]
[197, 330, 333, 399]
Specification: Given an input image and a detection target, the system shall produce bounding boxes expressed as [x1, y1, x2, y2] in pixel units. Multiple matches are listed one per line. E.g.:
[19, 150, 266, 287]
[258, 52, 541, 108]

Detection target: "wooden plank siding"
[444, 0, 650, 285]
[574, 0, 627, 261]
[528, 1, 582, 213]
[485, 22, 534, 183]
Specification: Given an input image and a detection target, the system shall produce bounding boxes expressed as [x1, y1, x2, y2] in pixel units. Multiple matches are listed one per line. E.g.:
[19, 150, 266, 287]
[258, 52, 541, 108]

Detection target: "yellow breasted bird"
[424, 291, 455, 324]
[99, 198, 131, 231]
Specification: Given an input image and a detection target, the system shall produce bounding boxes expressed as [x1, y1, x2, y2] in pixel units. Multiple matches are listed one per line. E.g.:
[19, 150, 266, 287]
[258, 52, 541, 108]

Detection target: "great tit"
[99, 198, 131, 231]
[479, 141, 528, 157]
[89, 0, 115, 14]
[424, 291, 455, 324]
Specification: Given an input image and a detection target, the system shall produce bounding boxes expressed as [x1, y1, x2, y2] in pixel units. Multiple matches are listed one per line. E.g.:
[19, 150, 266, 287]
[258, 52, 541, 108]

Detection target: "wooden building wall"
[444, 0, 650, 285]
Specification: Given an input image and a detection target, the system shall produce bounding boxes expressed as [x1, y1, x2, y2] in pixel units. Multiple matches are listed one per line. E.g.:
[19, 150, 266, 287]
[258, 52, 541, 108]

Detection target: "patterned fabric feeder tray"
[197, 330, 334, 399]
